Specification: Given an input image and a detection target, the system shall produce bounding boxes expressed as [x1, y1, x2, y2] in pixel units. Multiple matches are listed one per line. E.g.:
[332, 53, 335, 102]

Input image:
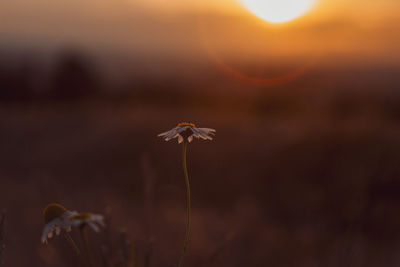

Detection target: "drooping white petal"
[178, 135, 184, 144]
[191, 128, 201, 138]
[199, 128, 216, 134]
[41, 215, 67, 244]
[163, 131, 176, 141]
[157, 131, 170, 137]
[197, 128, 214, 140]
[87, 221, 100, 232]
[196, 130, 211, 140]
[41, 223, 54, 243]
[55, 227, 61, 236]
[68, 220, 83, 228]
[166, 128, 179, 139]
[92, 215, 106, 227]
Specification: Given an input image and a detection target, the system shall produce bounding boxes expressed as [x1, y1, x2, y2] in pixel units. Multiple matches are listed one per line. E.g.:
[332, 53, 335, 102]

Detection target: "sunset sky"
[1, 0, 399, 65]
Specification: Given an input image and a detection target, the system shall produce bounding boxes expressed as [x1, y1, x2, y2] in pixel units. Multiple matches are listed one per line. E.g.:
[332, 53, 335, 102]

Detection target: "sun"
[238, 0, 316, 24]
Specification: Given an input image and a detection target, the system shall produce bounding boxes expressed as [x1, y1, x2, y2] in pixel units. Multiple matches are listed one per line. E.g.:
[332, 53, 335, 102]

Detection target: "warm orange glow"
[238, 0, 316, 23]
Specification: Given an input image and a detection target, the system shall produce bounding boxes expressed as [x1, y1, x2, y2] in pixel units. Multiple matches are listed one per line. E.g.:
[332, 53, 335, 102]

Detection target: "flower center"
[177, 122, 196, 128]
[69, 213, 93, 221]
[43, 203, 67, 224]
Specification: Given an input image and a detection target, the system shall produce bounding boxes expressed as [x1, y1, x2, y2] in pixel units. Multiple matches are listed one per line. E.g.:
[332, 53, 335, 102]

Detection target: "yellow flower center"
[43, 203, 67, 224]
[69, 213, 93, 221]
[177, 122, 196, 128]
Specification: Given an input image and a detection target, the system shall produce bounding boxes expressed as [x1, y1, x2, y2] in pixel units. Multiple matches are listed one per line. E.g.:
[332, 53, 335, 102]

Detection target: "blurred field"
[1, 0, 400, 265]
[1, 73, 400, 266]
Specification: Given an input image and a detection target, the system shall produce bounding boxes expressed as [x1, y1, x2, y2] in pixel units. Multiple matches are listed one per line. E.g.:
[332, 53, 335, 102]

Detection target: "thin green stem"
[80, 226, 93, 267]
[178, 140, 191, 267]
[64, 232, 80, 256]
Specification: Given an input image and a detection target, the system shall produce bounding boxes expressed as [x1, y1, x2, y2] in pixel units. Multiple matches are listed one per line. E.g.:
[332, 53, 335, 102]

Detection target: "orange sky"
[0, 0, 399, 64]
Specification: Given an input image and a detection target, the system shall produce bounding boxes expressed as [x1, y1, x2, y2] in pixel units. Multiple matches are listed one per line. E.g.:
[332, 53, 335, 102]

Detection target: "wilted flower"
[41, 203, 105, 244]
[158, 122, 216, 143]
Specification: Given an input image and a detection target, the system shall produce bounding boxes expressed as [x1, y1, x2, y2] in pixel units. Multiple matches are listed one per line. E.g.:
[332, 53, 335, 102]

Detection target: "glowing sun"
[238, 0, 316, 24]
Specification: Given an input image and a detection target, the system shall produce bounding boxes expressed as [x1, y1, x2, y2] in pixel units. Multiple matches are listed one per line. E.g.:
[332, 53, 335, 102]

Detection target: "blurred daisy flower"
[158, 122, 216, 143]
[41, 203, 105, 244]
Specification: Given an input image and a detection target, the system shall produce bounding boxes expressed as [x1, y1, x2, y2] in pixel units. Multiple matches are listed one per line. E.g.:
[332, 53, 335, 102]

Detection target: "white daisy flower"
[41, 203, 105, 244]
[158, 122, 216, 144]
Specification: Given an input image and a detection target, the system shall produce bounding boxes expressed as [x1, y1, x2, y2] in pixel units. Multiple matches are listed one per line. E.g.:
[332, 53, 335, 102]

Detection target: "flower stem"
[80, 226, 93, 267]
[64, 232, 80, 256]
[178, 140, 191, 267]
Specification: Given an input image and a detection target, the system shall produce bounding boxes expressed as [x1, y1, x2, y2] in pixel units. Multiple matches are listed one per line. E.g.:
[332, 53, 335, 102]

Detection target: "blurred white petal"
[55, 227, 61, 236]
[87, 221, 100, 232]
